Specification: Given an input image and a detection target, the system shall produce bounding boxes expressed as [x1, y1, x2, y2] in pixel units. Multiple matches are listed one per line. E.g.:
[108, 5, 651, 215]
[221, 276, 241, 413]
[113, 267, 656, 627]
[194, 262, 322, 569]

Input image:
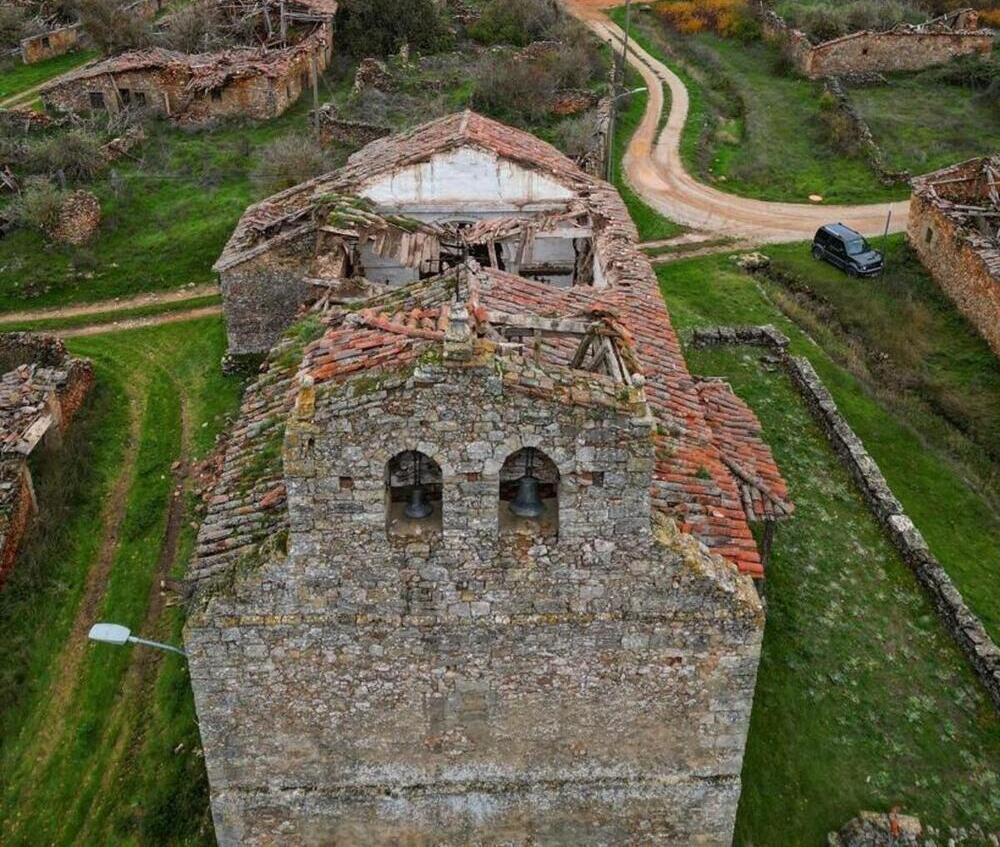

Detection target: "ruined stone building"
[19, 0, 167, 64]
[0, 334, 93, 584]
[909, 156, 1000, 358]
[763, 7, 993, 78]
[39, 0, 335, 125]
[186, 112, 792, 845]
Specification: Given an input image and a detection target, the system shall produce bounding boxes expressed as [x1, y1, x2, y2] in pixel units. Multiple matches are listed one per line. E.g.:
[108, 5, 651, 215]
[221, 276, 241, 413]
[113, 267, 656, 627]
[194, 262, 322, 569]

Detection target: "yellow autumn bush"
[653, 0, 754, 38]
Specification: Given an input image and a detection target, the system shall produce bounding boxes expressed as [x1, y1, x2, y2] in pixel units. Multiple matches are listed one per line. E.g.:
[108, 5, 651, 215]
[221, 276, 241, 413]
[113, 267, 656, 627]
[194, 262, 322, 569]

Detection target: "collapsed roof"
[193, 112, 793, 587]
[913, 155, 1000, 259]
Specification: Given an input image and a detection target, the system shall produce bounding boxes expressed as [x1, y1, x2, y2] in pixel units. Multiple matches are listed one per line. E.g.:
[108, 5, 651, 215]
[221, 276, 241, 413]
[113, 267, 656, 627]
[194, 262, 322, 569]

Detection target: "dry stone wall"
[186, 355, 765, 846]
[691, 325, 1000, 711]
[908, 189, 1000, 359]
[822, 78, 910, 186]
[759, 6, 993, 79]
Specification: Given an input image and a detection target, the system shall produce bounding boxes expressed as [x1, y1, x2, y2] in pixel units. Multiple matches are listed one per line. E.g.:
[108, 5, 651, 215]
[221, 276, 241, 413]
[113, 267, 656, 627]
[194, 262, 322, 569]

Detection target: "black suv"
[811, 223, 884, 277]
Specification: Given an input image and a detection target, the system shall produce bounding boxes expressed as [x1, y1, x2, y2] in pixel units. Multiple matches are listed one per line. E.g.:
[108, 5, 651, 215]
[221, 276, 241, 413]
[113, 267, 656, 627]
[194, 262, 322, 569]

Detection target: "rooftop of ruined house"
[40, 21, 329, 95]
[214, 110, 630, 272]
[0, 363, 71, 458]
[192, 259, 793, 588]
[913, 155, 1000, 264]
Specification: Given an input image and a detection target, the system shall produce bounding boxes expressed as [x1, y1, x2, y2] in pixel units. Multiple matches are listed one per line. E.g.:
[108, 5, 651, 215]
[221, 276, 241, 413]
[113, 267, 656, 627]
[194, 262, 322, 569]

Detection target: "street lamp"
[88, 622, 187, 658]
[606, 87, 648, 183]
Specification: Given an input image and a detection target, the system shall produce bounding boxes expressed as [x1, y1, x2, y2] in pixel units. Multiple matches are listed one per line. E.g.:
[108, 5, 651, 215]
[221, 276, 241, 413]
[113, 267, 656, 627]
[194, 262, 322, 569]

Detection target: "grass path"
[0, 283, 218, 325]
[0, 317, 243, 846]
[0, 50, 98, 106]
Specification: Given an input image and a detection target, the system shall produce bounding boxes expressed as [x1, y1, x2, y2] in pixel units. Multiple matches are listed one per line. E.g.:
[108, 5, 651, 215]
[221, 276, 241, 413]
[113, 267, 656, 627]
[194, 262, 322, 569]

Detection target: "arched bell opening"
[386, 450, 443, 539]
[499, 447, 559, 538]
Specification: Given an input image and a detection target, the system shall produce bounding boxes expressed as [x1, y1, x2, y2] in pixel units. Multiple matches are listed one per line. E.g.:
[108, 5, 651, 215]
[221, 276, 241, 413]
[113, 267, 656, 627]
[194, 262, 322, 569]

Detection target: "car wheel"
[811, 246, 823, 261]
[847, 266, 859, 278]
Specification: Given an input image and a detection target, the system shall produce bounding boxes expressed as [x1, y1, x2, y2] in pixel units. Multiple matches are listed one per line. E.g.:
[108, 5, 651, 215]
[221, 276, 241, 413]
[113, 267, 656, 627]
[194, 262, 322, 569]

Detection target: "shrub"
[77, 0, 153, 54]
[542, 20, 604, 89]
[159, 2, 225, 53]
[554, 111, 600, 159]
[34, 128, 105, 182]
[653, 0, 758, 39]
[799, 5, 848, 42]
[13, 177, 67, 234]
[470, 0, 561, 46]
[981, 9, 1000, 27]
[471, 51, 557, 125]
[251, 134, 334, 194]
[335, 0, 449, 57]
[0, 6, 27, 50]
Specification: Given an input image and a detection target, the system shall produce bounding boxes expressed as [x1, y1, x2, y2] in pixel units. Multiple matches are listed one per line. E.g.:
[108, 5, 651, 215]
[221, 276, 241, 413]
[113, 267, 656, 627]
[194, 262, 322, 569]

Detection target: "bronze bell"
[509, 473, 544, 518]
[404, 451, 433, 519]
[404, 484, 433, 519]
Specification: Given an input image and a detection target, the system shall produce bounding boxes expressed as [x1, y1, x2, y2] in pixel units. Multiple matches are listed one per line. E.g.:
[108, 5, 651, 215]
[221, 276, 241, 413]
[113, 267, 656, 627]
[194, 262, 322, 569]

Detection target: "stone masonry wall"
[692, 325, 1000, 711]
[822, 78, 910, 186]
[0, 463, 35, 586]
[219, 233, 316, 358]
[908, 192, 1000, 359]
[186, 356, 765, 846]
[758, 6, 993, 79]
[806, 30, 993, 78]
[20, 25, 82, 65]
[42, 22, 332, 125]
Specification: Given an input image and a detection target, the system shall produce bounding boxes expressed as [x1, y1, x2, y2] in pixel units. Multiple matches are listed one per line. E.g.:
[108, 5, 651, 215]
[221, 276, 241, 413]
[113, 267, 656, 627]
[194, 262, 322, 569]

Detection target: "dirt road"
[567, 0, 910, 243]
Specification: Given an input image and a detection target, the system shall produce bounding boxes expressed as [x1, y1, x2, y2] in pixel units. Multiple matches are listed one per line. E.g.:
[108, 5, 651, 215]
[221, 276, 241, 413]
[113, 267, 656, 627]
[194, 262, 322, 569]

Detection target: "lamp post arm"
[127, 635, 188, 658]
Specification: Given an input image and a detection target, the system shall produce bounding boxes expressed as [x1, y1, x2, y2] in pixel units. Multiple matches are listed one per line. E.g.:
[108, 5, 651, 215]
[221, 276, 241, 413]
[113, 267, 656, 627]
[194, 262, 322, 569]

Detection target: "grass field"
[851, 73, 1000, 176]
[0, 318, 243, 846]
[659, 254, 1000, 844]
[0, 81, 352, 312]
[0, 51, 98, 102]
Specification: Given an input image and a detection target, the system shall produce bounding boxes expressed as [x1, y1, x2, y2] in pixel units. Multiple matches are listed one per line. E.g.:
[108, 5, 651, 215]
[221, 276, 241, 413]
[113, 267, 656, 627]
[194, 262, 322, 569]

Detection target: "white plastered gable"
[358, 145, 577, 211]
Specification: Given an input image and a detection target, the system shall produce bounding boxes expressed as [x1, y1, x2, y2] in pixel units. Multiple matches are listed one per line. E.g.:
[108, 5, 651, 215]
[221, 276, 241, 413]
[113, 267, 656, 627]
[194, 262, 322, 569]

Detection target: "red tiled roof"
[194, 112, 792, 586]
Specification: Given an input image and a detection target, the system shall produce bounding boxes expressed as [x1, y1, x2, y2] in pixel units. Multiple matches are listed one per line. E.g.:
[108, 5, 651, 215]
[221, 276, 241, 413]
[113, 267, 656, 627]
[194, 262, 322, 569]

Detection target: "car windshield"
[845, 238, 871, 256]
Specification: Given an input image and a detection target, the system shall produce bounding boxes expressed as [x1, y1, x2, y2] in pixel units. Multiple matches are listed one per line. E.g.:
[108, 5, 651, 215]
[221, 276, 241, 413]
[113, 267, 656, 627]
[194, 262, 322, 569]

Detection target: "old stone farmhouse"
[0, 334, 93, 585]
[186, 112, 792, 845]
[39, 2, 334, 125]
[909, 156, 1000, 358]
[19, 0, 167, 64]
[764, 8, 993, 79]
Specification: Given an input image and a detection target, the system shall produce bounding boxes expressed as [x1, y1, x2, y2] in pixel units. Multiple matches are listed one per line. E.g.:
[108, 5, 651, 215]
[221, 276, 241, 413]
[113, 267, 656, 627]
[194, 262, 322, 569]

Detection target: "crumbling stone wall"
[822, 78, 909, 186]
[806, 29, 993, 78]
[908, 183, 1000, 359]
[41, 21, 333, 126]
[49, 191, 101, 246]
[759, 7, 993, 79]
[219, 232, 316, 359]
[692, 325, 1000, 711]
[186, 355, 764, 847]
[0, 464, 35, 584]
[20, 24, 81, 64]
[0, 333, 94, 587]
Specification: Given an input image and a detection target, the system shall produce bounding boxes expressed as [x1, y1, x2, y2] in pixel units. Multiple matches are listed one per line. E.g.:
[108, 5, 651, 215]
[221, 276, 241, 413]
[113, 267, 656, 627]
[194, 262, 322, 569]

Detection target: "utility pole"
[880, 208, 892, 279]
[620, 0, 633, 88]
[311, 54, 320, 139]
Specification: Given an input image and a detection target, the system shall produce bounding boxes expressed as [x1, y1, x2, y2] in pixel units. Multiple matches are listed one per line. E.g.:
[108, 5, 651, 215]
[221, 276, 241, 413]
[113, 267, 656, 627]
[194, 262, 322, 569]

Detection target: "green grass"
[660, 251, 1000, 643]
[611, 7, 903, 204]
[0, 317, 244, 846]
[851, 74, 1000, 176]
[0, 50, 98, 102]
[0, 77, 354, 312]
[658, 254, 1000, 844]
